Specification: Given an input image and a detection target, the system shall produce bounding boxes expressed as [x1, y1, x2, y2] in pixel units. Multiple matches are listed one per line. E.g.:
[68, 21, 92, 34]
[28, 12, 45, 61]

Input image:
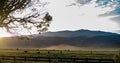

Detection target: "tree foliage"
[0, 0, 52, 35]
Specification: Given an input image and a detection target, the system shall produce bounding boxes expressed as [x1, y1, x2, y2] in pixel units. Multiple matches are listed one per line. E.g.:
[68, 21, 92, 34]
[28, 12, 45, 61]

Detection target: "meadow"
[0, 48, 119, 63]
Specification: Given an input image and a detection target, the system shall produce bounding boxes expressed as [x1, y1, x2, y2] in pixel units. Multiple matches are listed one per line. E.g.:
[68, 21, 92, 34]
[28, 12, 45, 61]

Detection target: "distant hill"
[0, 30, 120, 49]
[39, 29, 119, 37]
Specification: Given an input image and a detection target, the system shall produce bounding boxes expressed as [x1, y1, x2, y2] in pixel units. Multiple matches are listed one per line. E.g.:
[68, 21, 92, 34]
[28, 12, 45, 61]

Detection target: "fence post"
[73, 58, 76, 63]
[112, 59, 115, 63]
[13, 56, 16, 63]
[0, 57, 2, 63]
[0, 60, 1, 63]
[98, 59, 101, 63]
[49, 57, 51, 63]
[2, 56, 4, 60]
[48, 50, 51, 63]
[24, 56, 26, 61]
[36, 57, 38, 61]
[0, 56, 2, 63]
[85, 58, 88, 63]
[60, 58, 63, 63]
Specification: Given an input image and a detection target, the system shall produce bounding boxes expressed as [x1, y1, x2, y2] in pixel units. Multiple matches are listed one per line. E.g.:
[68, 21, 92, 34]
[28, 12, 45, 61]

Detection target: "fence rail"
[0, 55, 115, 63]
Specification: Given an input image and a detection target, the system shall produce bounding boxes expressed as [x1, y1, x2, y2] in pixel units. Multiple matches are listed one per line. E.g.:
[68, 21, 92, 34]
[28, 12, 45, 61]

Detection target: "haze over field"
[0, 30, 120, 49]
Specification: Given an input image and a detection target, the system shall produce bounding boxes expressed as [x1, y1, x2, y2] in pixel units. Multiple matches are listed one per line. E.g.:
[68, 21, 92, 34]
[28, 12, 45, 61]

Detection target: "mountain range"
[0, 29, 120, 49]
[40, 29, 119, 37]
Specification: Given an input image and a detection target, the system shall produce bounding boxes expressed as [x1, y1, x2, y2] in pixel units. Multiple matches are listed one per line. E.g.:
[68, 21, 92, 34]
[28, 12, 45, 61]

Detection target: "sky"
[45, 0, 120, 33]
[0, 0, 120, 37]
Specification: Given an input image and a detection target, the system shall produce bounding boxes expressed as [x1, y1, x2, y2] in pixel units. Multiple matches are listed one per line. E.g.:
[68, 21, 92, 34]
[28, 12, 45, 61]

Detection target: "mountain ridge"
[39, 29, 120, 37]
[0, 29, 120, 49]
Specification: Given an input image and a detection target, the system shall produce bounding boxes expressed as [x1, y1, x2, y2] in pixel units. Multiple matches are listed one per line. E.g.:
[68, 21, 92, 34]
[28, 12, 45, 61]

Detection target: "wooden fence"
[0, 55, 115, 63]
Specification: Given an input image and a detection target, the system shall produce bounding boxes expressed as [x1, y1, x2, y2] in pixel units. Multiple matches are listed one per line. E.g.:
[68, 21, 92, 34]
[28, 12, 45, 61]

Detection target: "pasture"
[0, 48, 119, 63]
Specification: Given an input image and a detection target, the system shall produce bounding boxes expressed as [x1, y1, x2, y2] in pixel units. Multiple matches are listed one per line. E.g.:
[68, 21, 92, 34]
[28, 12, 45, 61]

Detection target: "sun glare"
[0, 29, 12, 37]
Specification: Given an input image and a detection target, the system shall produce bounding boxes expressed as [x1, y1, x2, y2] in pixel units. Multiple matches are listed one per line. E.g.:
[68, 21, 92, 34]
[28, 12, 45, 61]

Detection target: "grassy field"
[0, 48, 119, 63]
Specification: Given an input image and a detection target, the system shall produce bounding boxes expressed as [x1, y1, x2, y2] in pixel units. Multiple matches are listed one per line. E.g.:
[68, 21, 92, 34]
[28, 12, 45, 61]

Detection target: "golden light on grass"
[0, 38, 7, 48]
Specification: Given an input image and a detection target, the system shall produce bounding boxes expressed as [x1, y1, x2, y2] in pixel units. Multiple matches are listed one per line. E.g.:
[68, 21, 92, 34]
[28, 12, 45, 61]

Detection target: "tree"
[0, 0, 52, 35]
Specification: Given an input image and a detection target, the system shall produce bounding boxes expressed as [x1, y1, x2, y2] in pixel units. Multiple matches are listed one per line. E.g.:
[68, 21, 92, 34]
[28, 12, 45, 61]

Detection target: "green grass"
[0, 48, 119, 63]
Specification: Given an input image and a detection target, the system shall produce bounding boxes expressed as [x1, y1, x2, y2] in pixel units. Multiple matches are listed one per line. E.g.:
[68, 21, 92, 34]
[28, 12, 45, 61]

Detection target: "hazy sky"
[45, 0, 120, 33]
